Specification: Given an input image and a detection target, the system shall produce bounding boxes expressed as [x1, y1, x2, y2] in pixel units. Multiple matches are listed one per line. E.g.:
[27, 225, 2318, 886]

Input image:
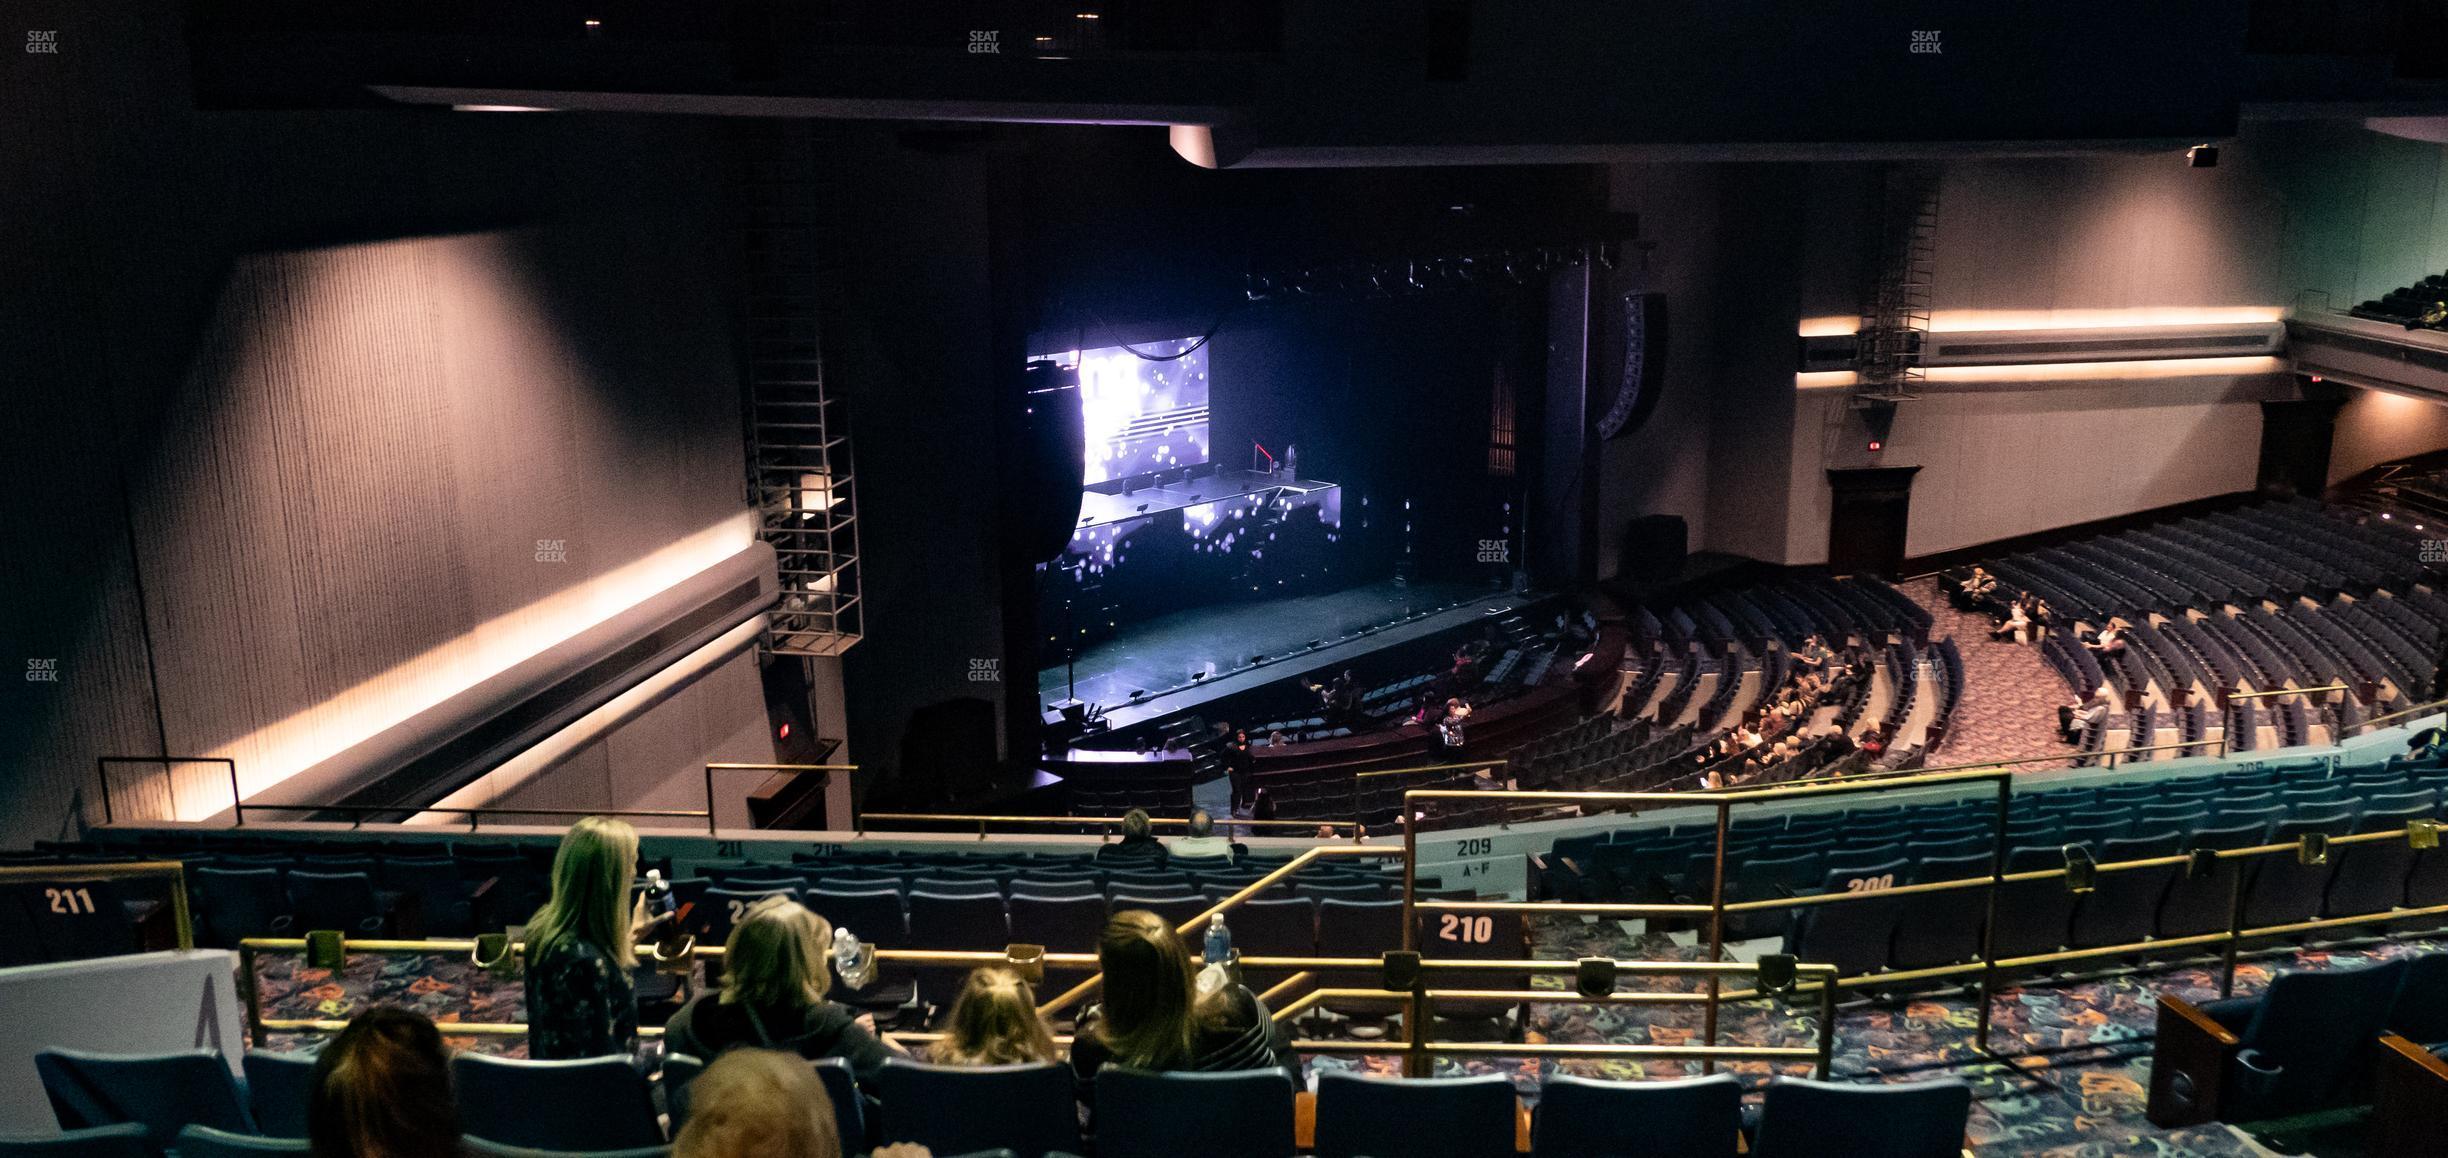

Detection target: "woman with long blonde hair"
[664, 896, 904, 1081]
[523, 816, 648, 1059]
[929, 967, 1057, 1067]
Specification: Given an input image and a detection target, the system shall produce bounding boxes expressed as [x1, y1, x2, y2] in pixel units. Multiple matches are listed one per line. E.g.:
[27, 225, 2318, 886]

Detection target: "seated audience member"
[1070, 910, 1294, 1109]
[1795, 634, 1832, 670]
[1991, 598, 2033, 644]
[2029, 596, 2057, 639]
[1249, 789, 1278, 821]
[308, 1007, 459, 1158]
[664, 897, 904, 1082]
[2084, 618, 2129, 664]
[1954, 566, 1999, 612]
[1859, 727, 1888, 760]
[929, 967, 1059, 1067]
[676, 1048, 934, 1158]
[2060, 686, 2111, 745]
[1434, 697, 1474, 760]
[1698, 766, 1727, 791]
[525, 815, 663, 1061]
[1168, 810, 1241, 861]
[1096, 809, 1171, 865]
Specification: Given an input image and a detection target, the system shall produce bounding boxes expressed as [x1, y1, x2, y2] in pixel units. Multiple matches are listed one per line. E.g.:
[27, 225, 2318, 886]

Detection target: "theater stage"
[1040, 578, 1536, 731]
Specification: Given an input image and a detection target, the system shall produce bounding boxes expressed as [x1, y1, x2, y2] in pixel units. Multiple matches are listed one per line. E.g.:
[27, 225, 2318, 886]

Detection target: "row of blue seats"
[16, 1045, 1973, 1158]
[1541, 756, 2448, 900]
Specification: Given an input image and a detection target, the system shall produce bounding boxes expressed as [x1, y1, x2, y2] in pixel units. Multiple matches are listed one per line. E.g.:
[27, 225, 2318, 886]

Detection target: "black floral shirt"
[524, 938, 637, 1060]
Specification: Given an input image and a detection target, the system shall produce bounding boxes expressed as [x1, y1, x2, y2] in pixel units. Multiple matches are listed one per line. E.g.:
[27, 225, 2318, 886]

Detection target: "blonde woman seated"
[929, 967, 1059, 1067]
[674, 1048, 933, 1158]
[665, 897, 907, 1082]
[1069, 910, 1293, 1113]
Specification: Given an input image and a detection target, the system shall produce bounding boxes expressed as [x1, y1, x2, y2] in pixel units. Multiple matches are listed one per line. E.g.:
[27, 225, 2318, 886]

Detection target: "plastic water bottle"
[1203, 915, 1233, 966]
[643, 869, 676, 918]
[833, 927, 875, 990]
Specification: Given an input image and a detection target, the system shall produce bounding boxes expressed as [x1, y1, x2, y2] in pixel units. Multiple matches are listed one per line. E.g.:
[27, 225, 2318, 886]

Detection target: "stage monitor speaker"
[1597, 292, 1667, 441]
[1617, 514, 1687, 582]
[1009, 361, 1087, 564]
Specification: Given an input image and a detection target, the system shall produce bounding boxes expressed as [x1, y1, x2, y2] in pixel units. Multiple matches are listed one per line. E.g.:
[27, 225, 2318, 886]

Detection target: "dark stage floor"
[1039, 578, 1496, 711]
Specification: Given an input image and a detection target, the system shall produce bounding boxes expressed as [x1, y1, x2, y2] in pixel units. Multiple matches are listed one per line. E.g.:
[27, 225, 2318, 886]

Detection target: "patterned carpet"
[1907, 576, 2078, 771]
[252, 919, 2443, 1155]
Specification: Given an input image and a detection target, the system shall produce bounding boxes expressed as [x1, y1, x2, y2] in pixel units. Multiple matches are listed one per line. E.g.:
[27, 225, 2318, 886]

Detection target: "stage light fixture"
[1129, 689, 1147, 701]
[2187, 144, 2218, 168]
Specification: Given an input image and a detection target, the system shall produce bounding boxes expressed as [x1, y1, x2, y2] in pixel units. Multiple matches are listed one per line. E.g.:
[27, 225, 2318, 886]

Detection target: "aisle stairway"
[1904, 576, 2069, 768]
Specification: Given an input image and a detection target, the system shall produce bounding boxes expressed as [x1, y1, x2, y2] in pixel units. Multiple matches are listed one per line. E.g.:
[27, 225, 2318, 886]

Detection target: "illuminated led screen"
[1032, 338, 1211, 485]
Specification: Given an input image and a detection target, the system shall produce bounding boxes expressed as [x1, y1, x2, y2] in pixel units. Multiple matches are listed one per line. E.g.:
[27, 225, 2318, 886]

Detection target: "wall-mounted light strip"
[1800, 305, 2286, 338]
[1796, 355, 2287, 390]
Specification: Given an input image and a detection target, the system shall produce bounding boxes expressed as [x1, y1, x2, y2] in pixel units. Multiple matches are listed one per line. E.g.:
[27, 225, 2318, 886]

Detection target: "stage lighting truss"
[1244, 244, 1596, 303]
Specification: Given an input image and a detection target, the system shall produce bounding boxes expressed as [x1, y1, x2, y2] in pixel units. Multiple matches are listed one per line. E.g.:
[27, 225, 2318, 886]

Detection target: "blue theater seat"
[2241, 812, 2357, 928]
[240, 1051, 315, 1138]
[192, 867, 294, 948]
[460, 1141, 672, 1158]
[0, 1125, 149, 1158]
[2389, 952, 2448, 1048]
[1889, 854, 1991, 971]
[1312, 1072, 1517, 1158]
[452, 1054, 661, 1153]
[1095, 1068, 1295, 1158]
[2068, 832, 2185, 951]
[1784, 860, 1908, 979]
[1531, 1073, 1740, 1158]
[2152, 958, 2410, 1124]
[1987, 847, 2080, 962]
[1749, 1076, 1971, 1158]
[34, 1049, 255, 1150]
[172, 1126, 309, 1156]
[874, 1060, 1080, 1158]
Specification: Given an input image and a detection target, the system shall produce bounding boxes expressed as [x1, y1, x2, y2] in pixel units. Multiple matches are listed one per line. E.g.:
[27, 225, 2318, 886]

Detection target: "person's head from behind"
[723, 896, 833, 1011]
[673, 1048, 841, 1158]
[1121, 808, 1152, 841]
[308, 1006, 457, 1158]
[528, 815, 640, 966]
[1096, 909, 1200, 1068]
[1187, 810, 1214, 839]
[931, 966, 1056, 1067]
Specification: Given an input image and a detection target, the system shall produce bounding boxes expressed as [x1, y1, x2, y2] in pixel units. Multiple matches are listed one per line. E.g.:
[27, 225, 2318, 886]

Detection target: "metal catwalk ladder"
[1854, 163, 1939, 402]
[732, 123, 862, 657]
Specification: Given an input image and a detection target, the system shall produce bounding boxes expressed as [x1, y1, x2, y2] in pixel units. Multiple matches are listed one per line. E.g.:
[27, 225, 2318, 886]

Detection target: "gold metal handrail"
[1033, 844, 1402, 1018]
[2351, 695, 2448, 736]
[1400, 769, 2017, 1073]
[1408, 769, 2448, 1065]
[703, 764, 854, 835]
[1350, 761, 1509, 781]
[2231, 684, 2351, 700]
[0, 860, 194, 951]
[855, 813, 1367, 840]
